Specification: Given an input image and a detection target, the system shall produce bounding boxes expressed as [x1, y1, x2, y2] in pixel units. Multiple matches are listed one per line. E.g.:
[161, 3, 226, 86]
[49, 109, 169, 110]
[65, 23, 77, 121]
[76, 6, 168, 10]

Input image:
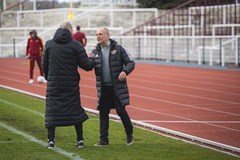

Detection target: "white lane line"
[128, 105, 240, 132]
[3, 64, 240, 83]
[2, 69, 240, 106]
[0, 122, 83, 160]
[134, 71, 240, 85]
[1, 76, 239, 116]
[130, 84, 240, 104]
[81, 76, 240, 96]
[0, 76, 46, 88]
[1, 85, 240, 132]
[129, 78, 240, 96]
[2, 84, 240, 133]
[82, 77, 240, 104]
[140, 120, 240, 123]
[1, 85, 240, 153]
[2, 68, 240, 95]
[130, 65, 240, 79]
[131, 94, 240, 116]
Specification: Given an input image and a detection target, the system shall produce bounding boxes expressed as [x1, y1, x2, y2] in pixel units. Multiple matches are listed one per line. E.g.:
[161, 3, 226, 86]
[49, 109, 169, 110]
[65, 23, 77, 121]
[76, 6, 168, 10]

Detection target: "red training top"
[26, 37, 43, 57]
[72, 31, 87, 47]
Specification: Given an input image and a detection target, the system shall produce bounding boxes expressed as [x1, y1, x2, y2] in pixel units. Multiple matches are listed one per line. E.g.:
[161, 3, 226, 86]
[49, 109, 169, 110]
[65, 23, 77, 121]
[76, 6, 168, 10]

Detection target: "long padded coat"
[92, 39, 135, 109]
[42, 28, 94, 128]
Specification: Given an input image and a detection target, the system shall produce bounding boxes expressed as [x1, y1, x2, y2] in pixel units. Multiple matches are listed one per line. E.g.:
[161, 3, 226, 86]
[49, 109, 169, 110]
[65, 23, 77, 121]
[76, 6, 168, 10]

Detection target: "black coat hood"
[53, 28, 72, 44]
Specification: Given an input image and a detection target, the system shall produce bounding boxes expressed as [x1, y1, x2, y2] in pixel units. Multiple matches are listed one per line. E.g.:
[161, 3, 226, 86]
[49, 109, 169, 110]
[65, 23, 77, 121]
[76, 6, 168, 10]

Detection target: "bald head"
[96, 27, 110, 46]
[97, 27, 110, 35]
[60, 21, 73, 33]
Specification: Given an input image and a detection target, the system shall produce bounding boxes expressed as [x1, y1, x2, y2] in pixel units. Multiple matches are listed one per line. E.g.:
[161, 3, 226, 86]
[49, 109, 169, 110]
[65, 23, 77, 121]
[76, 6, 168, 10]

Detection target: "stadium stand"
[0, 0, 157, 57]
[0, 0, 239, 67]
[122, 0, 240, 66]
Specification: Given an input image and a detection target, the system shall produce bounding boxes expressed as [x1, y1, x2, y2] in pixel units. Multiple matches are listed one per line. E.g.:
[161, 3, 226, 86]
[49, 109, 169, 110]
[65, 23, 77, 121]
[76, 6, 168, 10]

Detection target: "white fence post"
[209, 49, 213, 66]
[198, 47, 202, 65]
[221, 47, 225, 66]
[235, 38, 238, 65]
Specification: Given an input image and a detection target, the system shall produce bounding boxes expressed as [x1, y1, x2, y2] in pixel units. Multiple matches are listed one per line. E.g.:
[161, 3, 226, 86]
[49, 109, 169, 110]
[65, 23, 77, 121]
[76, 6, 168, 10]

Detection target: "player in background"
[26, 29, 46, 84]
[72, 25, 87, 47]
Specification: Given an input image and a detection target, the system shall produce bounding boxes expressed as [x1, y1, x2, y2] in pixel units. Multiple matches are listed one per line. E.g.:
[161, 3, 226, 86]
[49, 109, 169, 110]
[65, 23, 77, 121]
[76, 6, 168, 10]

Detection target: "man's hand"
[118, 71, 126, 81]
[88, 51, 94, 58]
[26, 55, 30, 59]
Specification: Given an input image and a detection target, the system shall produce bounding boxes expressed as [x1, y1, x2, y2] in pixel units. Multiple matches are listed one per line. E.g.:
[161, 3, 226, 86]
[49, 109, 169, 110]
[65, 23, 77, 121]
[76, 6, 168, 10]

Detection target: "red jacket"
[72, 31, 87, 46]
[26, 37, 43, 57]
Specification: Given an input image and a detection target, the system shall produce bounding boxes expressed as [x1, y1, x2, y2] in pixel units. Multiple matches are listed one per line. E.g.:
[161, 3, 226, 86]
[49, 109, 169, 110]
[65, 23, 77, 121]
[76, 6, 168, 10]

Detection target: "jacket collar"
[96, 39, 117, 51]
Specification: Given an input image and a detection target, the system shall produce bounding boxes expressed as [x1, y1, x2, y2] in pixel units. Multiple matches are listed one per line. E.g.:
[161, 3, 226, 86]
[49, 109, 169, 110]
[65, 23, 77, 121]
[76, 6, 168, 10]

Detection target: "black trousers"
[99, 85, 133, 142]
[47, 123, 83, 142]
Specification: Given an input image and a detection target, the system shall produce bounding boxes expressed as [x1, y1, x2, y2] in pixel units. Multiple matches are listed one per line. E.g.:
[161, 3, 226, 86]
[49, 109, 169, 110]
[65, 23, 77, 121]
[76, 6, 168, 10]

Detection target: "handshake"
[87, 51, 94, 58]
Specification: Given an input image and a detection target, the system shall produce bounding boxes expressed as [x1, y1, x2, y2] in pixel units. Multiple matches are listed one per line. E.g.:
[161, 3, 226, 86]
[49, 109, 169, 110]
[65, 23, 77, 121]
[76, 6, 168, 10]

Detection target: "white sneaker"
[43, 78, 47, 83]
[28, 79, 34, 84]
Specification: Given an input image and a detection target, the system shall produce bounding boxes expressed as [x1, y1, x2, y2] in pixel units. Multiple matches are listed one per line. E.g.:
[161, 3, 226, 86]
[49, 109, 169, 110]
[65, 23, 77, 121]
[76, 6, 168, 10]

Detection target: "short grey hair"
[98, 26, 109, 35]
[60, 21, 73, 32]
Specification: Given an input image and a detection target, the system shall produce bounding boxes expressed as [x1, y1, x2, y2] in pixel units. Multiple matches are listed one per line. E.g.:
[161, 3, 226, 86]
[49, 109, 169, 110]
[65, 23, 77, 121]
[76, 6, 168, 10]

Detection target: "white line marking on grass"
[0, 85, 46, 99]
[0, 140, 30, 143]
[0, 99, 44, 117]
[0, 122, 83, 160]
[1, 85, 239, 132]
[1, 85, 240, 154]
[0, 98, 98, 120]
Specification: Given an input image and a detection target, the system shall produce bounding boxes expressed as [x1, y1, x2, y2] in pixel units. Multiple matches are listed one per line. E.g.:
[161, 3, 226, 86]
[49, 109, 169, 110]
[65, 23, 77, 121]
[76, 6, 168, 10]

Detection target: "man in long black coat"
[42, 21, 94, 148]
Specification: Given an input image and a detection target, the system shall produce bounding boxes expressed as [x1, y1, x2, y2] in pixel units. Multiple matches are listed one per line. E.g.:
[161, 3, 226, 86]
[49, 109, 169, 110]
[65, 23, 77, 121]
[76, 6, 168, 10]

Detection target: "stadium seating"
[0, 0, 239, 67]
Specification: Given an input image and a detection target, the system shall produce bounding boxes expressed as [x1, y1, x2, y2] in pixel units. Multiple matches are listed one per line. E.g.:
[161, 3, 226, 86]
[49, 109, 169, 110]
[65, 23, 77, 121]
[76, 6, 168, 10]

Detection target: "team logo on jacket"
[111, 49, 117, 55]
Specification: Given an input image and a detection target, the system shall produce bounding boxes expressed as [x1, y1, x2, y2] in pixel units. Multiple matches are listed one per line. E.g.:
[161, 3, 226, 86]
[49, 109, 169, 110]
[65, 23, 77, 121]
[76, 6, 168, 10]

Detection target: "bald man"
[42, 21, 94, 148]
[90, 27, 135, 146]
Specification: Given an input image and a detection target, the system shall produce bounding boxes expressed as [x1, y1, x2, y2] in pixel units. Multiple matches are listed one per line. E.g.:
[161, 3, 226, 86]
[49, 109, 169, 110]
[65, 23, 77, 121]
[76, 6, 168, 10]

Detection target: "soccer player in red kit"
[26, 29, 46, 84]
[72, 25, 87, 47]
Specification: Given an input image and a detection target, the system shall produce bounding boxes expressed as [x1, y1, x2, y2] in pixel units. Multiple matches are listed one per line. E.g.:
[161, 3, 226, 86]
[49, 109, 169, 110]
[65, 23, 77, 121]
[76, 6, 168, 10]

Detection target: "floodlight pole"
[33, 0, 36, 10]
[70, 0, 73, 8]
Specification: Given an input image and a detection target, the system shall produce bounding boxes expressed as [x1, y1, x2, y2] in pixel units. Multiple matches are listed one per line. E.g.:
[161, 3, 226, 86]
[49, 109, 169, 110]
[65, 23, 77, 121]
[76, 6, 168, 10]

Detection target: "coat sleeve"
[120, 46, 135, 75]
[76, 44, 94, 71]
[42, 42, 49, 80]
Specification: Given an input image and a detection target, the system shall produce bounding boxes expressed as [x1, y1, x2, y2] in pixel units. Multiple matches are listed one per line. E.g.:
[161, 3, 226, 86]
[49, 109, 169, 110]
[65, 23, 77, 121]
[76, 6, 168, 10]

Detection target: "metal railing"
[123, 0, 240, 36]
[1, 35, 239, 67]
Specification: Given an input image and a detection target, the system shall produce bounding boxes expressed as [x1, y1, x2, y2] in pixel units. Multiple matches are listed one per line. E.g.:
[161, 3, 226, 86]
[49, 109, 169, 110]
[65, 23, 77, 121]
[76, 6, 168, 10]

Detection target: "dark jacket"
[92, 39, 135, 109]
[42, 28, 94, 127]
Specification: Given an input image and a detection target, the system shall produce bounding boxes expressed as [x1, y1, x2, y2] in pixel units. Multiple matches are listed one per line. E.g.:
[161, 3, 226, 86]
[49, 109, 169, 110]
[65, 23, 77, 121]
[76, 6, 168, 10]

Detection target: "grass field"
[0, 88, 239, 160]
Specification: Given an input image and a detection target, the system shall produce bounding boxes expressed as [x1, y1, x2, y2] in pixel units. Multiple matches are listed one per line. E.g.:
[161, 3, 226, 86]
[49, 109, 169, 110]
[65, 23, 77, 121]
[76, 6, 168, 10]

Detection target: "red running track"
[0, 58, 240, 153]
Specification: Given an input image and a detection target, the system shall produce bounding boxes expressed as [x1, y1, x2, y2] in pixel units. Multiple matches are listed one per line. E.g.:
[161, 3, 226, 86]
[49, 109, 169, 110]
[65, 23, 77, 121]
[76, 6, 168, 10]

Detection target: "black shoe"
[94, 140, 109, 146]
[126, 135, 134, 145]
[47, 141, 55, 149]
[76, 140, 84, 148]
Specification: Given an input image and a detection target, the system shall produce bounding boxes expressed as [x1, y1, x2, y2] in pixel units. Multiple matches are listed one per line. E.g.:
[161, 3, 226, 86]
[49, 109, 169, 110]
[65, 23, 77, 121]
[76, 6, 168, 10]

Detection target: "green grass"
[0, 88, 239, 160]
